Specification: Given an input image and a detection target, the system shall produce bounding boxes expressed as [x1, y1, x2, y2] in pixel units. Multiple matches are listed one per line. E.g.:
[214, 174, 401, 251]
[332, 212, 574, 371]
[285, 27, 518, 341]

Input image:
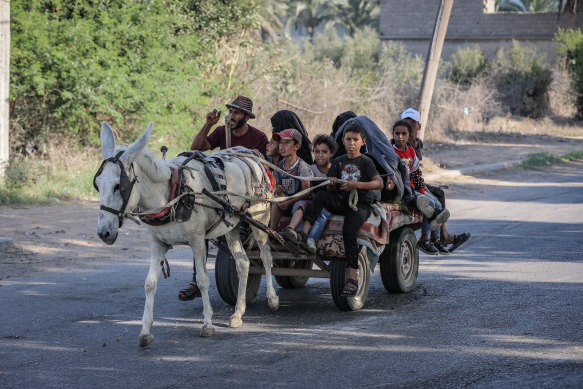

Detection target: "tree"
[10, 0, 261, 146]
[331, 0, 380, 37]
[559, 0, 580, 15]
[292, 0, 335, 42]
[256, 0, 289, 41]
[555, 28, 583, 118]
[496, 0, 560, 12]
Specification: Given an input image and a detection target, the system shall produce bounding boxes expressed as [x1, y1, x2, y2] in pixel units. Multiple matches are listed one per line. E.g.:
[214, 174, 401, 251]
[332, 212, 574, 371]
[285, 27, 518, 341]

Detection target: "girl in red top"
[392, 120, 450, 255]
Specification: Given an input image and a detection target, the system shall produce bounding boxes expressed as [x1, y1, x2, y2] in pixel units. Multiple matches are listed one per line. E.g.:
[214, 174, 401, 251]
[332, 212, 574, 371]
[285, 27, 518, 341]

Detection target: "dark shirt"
[206, 125, 268, 157]
[408, 137, 424, 161]
[327, 154, 379, 204]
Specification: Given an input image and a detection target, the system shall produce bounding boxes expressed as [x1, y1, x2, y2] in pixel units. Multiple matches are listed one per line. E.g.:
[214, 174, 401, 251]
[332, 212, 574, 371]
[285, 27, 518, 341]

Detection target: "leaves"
[10, 0, 261, 147]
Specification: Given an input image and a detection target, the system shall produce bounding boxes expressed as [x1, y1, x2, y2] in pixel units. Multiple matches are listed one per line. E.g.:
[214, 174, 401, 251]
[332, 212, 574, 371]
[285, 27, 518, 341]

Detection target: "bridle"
[93, 151, 138, 228]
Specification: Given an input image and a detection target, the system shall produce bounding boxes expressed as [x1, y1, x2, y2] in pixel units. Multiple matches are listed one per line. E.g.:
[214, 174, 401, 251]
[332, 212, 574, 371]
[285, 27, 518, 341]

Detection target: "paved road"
[1, 163, 582, 388]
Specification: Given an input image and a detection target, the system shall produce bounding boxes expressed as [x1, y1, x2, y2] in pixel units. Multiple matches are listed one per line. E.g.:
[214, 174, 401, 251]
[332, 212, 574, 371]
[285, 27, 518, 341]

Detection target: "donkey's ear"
[101, 122, 116, 160]
[121, 122, 152, 164]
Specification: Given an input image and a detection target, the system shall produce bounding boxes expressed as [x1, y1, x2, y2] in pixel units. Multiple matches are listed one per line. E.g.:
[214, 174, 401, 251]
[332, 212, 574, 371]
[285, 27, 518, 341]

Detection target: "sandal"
[448, 232, 470, 253]
[342, 278, 359, 296]
[178, 282, 201, 301]
[432, 239, 450, 255]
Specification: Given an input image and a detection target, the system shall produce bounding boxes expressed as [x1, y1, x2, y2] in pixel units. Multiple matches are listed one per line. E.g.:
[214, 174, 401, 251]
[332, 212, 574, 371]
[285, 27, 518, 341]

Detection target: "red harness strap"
[143, 168, 179, 219]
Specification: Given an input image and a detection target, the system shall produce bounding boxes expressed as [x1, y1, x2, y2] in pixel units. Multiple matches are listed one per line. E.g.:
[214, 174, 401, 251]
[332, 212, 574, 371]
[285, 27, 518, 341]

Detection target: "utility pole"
[0, 0, 9, 179]
[417, 0, 454, 141]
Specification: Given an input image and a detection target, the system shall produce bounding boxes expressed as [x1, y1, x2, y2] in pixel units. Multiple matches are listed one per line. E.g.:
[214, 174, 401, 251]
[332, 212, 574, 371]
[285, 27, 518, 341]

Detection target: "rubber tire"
[275, 260, 312, 289]
[380, 227, 419, 293]
[330, 247, 370, 311]
[215, 247, 261, 306]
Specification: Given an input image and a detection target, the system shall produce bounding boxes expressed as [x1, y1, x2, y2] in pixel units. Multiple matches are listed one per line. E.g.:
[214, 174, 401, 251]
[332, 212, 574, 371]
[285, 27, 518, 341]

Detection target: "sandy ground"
[1, 132, 582, 282]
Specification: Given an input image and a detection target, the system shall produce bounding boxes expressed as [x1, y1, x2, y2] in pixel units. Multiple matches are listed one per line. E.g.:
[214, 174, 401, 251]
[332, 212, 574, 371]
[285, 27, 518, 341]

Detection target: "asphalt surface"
[1, 162, 582, 388]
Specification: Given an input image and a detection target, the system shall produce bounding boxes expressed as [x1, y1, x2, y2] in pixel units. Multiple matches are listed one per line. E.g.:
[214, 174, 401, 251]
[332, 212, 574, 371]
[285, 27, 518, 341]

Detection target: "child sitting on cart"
[391, 120, 450, 253]
[286, 134, 338, 253]
[299, 119, 383, 296]
[271, 128, 314, 235]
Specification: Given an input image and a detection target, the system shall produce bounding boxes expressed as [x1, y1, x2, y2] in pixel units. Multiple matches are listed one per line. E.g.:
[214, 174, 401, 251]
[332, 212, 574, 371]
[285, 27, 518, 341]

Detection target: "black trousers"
[304, 191, 371, 270]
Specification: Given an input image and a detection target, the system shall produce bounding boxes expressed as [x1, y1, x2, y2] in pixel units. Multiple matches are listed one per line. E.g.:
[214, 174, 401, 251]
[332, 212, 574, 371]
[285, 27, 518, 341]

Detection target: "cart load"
[214, 201, 422, 311]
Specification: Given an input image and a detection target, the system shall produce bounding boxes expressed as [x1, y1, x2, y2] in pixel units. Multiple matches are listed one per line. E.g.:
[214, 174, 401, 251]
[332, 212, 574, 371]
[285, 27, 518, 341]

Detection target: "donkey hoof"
[229, 316, 243, 328]
[138, 333, 154, 347]
[200, 325, 215, 338]
[268, 295, 280, 311]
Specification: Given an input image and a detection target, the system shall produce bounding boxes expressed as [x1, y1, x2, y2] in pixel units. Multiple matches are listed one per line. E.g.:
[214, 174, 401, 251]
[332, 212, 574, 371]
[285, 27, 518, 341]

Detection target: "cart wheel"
[330, 246, 370, 311]
[380, 227, 418, 293]
[275, 260, 312, 289]
[215, 247, 261, 306]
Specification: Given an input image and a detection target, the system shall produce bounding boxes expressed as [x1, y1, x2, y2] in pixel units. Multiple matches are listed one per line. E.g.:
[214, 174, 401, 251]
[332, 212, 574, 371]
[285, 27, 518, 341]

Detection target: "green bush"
[341, 27, 381, 76]
[555, 28, 583, 119]
[449, 45, 489, 86]
[1, 156, 33, 189]
[10, 0, 260, 149]
[309, 26, 380, 77]
[311, 25, 345, 67]
[491, 41, 552, 118]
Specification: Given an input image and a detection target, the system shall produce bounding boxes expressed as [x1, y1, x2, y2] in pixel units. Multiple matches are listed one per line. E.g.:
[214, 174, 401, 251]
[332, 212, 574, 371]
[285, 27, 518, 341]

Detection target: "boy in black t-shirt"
[300, 119, 383, 296]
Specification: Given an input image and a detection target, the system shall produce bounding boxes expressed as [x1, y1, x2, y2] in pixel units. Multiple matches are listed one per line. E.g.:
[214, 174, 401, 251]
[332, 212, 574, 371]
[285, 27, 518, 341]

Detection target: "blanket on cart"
[317, 202, 421, 259]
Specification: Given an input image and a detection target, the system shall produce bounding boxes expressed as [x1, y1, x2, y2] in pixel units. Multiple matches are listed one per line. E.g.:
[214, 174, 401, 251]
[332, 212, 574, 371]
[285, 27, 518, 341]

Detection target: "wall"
[379, 0, 583, 62]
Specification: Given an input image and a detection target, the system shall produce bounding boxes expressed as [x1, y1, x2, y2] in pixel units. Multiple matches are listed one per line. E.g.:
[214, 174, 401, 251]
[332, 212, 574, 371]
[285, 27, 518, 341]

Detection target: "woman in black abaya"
[270, 110, 314, 164]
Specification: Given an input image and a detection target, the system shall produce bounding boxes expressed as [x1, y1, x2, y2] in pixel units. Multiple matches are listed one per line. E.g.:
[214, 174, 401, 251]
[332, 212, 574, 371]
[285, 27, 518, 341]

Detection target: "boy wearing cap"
[190, 95, 268, 157]
[271, 129, 314, 238]
[401, 108, 471, 255]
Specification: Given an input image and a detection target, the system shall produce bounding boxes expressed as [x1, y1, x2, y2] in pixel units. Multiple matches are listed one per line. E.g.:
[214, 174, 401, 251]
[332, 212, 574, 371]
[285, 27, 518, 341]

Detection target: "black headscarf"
[270, 110, 313, 164]
[330, 111, 359, 159]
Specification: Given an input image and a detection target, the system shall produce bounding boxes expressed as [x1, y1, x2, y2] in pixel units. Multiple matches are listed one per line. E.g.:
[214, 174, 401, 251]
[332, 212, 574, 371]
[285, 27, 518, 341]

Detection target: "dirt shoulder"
[0, 200, 151, 282]
[422, 132, 583, 174]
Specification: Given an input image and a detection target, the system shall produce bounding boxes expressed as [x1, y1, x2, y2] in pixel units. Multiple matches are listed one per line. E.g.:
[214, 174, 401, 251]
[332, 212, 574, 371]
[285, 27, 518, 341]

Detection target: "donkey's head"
[94, 122, 152, 244]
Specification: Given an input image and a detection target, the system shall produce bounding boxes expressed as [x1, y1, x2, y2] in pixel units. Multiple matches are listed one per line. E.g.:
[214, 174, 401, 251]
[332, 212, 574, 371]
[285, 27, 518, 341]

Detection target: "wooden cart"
[214, 202, 422, 311]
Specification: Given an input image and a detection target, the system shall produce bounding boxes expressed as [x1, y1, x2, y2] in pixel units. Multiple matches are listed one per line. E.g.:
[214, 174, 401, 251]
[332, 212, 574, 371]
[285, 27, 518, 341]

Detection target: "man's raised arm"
[190, 109, 221, 151]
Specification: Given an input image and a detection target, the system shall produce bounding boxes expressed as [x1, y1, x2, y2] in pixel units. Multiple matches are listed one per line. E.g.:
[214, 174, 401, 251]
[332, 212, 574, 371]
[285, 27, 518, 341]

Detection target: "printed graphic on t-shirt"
[281, 177, 296, 196]
[341, 163, 361, 182]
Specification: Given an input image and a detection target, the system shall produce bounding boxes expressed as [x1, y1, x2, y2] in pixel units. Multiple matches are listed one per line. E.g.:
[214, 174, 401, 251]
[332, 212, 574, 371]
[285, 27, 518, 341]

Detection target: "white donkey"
[94, 122, 279, 347]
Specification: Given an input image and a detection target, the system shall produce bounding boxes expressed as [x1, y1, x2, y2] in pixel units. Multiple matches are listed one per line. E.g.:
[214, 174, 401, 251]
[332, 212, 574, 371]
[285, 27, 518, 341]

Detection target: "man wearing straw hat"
[179, 95, 269, 301]
[190, 95, 268, 156]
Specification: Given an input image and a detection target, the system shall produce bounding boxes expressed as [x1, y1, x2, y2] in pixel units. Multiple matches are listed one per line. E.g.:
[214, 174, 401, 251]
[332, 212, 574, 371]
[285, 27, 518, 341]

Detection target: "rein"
[128, 152, 358, 221]
[97, 149, 359, 228]
[215, 151, 359, 210]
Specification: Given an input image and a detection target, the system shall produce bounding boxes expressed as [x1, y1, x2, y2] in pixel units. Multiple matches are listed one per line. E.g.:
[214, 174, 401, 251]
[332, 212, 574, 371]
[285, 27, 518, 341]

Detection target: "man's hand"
[205, 109, 221, 127]
[275, 184, 285, 196]
[385, 177, 395, 191]
[340, 180, 359, 192]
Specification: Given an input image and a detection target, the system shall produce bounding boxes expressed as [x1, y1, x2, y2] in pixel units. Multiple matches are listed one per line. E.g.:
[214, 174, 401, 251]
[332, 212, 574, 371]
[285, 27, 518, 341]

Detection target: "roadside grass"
[0, 141, 186, 207]
[520, 149, 583, 169]
[0, 154, 100, 206]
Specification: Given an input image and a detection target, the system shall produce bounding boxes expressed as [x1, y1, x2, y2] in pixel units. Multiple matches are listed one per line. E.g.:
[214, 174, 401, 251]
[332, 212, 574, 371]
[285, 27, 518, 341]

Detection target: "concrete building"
[379, 0, 583, 63]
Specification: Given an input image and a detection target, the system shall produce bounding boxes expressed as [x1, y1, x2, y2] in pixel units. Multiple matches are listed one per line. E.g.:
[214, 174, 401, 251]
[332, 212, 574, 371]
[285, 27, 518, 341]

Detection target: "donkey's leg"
[251, 211, 279, 311]
[138, 239, 168, 347]
[190, 235, 215, 337]
[224, 228, 250, 328]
